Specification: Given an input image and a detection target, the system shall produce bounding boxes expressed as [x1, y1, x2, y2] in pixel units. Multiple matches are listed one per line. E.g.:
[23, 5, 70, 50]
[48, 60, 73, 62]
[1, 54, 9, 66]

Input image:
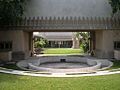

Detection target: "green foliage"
[109, 0, 120, 14]
[34, 37, 48, 48]
[76, 32, 89, 53]
[0, 0, 27, 25]
[81, 42, 89, 53]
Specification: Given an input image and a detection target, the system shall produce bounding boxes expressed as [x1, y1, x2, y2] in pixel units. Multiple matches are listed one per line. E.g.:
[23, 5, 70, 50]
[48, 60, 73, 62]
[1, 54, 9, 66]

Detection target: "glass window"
[114, 41, 120, 50]
[0, 41, 12, 51]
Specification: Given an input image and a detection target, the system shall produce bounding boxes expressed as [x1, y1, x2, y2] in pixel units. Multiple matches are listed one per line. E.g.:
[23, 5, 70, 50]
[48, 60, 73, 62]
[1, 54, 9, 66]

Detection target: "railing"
[0, 16, 120, 31]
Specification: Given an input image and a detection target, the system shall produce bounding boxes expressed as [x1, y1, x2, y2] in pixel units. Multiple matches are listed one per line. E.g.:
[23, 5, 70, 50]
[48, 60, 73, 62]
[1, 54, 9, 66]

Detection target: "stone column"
[72, 33, 80, 49]
[29, 32, 34, 56]
[90, 31, 96, 56]
[95, 30, 114, 59]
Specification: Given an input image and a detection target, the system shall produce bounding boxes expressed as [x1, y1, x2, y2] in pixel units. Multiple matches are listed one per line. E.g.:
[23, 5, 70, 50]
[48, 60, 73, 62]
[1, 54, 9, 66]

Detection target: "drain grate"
[60, 59, 66, 62]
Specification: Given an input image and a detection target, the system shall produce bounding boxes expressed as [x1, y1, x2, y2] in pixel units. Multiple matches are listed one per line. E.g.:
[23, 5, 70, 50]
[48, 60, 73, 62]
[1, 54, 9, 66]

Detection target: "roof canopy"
[0, 16, 120, 31]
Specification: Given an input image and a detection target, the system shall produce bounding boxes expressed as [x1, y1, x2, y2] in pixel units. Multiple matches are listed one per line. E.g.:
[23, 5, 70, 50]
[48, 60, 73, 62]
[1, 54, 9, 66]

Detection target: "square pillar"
[95, 30, 114, 59]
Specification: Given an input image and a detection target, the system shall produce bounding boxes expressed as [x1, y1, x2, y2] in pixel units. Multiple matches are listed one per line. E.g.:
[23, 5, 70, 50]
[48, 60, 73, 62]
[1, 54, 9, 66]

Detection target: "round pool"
[17, 56, 113, 73]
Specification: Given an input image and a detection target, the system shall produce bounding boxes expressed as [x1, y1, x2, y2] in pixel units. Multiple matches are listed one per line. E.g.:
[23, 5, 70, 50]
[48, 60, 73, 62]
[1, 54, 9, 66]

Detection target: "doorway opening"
[33, 31, 95, 56]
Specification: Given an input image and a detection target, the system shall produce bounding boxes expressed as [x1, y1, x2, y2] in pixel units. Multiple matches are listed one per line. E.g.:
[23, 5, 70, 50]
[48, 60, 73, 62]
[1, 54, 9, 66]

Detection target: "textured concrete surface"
[25, 0, 112, 17]
[39, 62, 89, 69]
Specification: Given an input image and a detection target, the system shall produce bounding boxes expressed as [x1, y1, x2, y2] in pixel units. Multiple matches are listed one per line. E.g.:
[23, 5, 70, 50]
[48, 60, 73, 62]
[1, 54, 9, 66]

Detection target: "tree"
[73, 32, 89, 52]
[109, 0, 120, 14]
[34, 37, 48, 48]
[0, 0, 27, 25]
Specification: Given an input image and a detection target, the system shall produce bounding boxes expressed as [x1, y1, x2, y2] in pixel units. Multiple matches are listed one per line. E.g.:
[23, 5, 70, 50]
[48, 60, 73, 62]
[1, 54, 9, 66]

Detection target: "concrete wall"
[95, 31, 103, 58]
[0, 31, 31, 60]
[0, 31, 24, 52]
[113, 30, 120, 60]
[23, 31, 32, 59]
[0, 51, 12, 61]
[95, 30, 120, 59]
[113, 30, 120, 41]
[25, 0, 112, 17]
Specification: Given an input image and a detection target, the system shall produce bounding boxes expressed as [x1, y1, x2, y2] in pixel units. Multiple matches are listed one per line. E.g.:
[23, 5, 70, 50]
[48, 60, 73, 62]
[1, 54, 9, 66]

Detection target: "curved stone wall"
[17, 56, 113, 73]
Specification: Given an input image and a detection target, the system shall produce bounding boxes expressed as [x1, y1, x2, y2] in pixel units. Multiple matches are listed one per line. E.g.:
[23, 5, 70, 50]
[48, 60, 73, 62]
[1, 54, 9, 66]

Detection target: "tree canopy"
[0, 0, 27, 25]
[109, 0, 120, 14]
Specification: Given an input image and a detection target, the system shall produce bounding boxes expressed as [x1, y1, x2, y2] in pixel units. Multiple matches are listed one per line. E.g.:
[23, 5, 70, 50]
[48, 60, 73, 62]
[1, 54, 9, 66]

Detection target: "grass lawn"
[0, 73, 120, 90]
[42, 48, 84, 54]
[0, 48, 120, 90]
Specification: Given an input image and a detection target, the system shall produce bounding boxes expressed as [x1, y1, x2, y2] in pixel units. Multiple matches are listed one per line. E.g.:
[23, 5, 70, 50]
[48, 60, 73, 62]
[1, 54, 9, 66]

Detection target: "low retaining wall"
[114, 50, 120, 60]
[28, 61, 101, 73]
[17, 56, 113, 73]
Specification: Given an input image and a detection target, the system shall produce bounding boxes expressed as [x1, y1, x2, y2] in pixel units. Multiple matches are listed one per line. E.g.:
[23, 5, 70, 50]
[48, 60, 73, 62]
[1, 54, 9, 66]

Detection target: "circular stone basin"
[39, 62, 90, 69]
[17, 56, 113, 73]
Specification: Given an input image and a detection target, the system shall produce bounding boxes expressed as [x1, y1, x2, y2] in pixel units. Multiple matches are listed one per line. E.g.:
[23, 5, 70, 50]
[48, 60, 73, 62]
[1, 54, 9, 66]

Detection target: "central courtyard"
[0, 0, 120, 90]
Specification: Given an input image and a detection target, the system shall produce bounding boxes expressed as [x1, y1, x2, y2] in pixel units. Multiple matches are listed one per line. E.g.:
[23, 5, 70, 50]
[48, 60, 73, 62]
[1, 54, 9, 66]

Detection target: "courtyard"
[0, 0, 120, 90]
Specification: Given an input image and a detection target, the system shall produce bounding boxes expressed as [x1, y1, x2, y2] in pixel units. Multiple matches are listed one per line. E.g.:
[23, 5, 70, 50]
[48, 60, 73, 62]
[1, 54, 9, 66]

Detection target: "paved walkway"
[0, 67, 120, 77]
